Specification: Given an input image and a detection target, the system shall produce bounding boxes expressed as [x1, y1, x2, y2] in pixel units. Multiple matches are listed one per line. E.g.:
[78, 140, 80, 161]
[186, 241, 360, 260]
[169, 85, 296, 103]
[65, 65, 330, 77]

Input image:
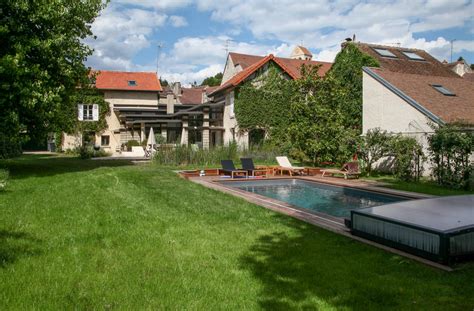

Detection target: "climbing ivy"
[328, 43, 380, 131]
[234, 64, 295, 146]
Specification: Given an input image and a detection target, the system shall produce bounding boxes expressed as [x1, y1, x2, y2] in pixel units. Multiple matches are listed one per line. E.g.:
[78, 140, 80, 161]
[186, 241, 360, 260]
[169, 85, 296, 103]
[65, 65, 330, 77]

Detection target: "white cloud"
[86, 0, 474, 82]
[157, 36, 294, 84]
[85, 4, 167, 70]
[169, 15, 188, 27]
[193, 0, 473, 61]
[115, 0, 193, 10]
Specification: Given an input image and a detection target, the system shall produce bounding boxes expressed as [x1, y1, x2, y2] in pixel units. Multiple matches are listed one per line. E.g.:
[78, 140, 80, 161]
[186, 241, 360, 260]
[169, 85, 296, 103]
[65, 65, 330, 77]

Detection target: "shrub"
[126, 140, 140, 151]
[359, 128, 392, 175]
[153, 142, 280, 167]
[0, 168, 9, 191]
[428, 124, 473, 190]
[0, 135, 22, 159]
[390, 135, 425, 181]
[78, 145, 93, 159]
[68, 146, 111, 159]
[155, 134, 166, 145]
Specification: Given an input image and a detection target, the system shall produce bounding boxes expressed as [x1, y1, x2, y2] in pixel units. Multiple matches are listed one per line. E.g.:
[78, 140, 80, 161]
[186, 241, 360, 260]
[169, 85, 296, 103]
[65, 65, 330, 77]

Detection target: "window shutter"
[229, 92, 235, 118]
[92, 104, 99, 121]
[78, 104, 83, 121]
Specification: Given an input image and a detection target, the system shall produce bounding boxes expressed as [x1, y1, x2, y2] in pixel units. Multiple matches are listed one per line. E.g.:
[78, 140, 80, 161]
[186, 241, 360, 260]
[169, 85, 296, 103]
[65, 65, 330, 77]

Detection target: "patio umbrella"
[147, 127, 156, 148]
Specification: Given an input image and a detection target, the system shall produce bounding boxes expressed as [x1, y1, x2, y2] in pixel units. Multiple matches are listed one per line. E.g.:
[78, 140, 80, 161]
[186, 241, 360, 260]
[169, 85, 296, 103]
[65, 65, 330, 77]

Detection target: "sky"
[85, 0, 474, 85]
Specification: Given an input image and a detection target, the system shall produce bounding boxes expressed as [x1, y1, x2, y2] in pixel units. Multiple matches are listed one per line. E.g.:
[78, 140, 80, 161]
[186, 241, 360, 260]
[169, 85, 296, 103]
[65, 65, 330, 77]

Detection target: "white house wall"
[362, 71, 436, 174]
[62, 90, 160, 153]
[104, 90, 159, 106]
[221, 56, 239, 85]
[222, 91, 249, 148]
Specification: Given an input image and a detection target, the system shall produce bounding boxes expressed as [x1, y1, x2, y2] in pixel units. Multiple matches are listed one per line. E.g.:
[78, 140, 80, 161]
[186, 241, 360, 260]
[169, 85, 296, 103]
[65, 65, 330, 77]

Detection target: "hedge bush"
[428, 124, 473, 190]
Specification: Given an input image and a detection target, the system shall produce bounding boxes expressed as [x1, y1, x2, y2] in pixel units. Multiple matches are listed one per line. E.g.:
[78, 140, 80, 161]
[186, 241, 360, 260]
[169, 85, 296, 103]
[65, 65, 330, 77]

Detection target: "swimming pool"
[221, 179, 408, 218]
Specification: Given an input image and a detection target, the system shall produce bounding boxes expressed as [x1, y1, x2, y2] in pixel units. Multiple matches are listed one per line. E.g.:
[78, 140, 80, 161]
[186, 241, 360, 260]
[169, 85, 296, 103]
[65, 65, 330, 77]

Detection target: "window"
[101, 135, 110, 146]
[373, 48, 397, 58]
[402, 51, 425, 61]
[128, 80, 137, 86]
[83, 104, 93, 120]
[432, 85, 455, 96]
[167, 128, 181, 143]
[78, 104, 99, 121]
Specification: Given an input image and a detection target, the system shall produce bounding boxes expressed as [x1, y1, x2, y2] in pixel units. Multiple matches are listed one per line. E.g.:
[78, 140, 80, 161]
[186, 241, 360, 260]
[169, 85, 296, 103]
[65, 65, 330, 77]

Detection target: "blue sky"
[86, 0, 474, 85]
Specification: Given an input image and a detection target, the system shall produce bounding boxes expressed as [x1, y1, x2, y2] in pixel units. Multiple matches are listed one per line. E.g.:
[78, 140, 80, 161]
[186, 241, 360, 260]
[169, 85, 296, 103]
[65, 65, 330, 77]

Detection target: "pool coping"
[190, 175, 452, 271]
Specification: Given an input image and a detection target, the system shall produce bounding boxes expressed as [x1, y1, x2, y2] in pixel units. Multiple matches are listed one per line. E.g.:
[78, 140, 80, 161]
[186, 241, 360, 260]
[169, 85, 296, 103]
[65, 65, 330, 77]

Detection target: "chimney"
[166, 94, 174, 114]
[171, 82, 181, 96]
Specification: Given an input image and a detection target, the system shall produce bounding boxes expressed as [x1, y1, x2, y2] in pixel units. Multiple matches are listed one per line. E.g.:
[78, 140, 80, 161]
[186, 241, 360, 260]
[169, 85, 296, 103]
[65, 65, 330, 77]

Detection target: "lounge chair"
[321, 161, 361, 179]
[241, 158, 268, 177]
[219, 160, 248, 178]
[276, 156, 306, 176]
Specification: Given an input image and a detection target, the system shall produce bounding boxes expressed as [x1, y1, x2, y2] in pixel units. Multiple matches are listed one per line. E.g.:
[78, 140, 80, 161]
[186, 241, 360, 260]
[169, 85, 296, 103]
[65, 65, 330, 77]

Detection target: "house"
[356, 42, 474, 169]
[62, 71, 222, 153]
[443, 59, 473, 77]
[209, 46, 332, 147]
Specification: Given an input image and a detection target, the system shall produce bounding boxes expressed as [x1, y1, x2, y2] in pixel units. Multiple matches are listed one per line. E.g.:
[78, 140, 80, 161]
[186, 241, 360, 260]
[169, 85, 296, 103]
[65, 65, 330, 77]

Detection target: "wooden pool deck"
[183, 171, 451, 271]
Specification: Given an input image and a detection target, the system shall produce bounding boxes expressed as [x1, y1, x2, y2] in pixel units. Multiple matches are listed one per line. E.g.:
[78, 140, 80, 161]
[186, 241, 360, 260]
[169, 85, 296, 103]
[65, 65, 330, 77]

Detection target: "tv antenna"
[224, 39, 234, 55]
[450, 39, 456, 63]
[156, 42, 164, 74]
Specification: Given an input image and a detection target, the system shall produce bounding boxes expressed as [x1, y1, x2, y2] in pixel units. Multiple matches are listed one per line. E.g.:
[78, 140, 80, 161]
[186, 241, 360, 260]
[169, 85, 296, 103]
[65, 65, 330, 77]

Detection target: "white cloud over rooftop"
[86, 0, 474, 84]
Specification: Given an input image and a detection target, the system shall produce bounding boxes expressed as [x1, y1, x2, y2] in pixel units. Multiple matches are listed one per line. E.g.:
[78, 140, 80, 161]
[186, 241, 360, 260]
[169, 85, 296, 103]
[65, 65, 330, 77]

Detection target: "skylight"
[128, 80, 137, 86]
[373, 48, 397, 58]
[432, 85, 455, 96]
[402, 51, 425, 61]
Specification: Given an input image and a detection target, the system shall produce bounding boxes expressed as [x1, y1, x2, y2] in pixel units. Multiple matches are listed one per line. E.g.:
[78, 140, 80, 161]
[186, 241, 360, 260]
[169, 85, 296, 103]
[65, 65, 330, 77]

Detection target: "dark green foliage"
[328, 43, 379, 130]
[428, 124, 473, 190]
[234, 65, 294, 147]
[0, 0, 107, 158]
[288, 66, 360, 164]
[390, 135, 425, 181]
[359, 128, 392, 175]
[200, 72, 223, 86]
[160, 78, 169, 87]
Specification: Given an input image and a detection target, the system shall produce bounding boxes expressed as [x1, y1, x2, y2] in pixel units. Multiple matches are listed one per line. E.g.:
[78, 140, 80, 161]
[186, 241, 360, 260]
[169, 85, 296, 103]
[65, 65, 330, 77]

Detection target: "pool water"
[222, 179, 408, 218]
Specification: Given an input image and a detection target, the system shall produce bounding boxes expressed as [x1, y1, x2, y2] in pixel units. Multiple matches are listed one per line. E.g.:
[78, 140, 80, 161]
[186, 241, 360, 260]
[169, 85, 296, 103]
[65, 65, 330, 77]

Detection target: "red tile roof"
[178, 86, 221, 105]
[353, 43, 458, 77]
[463, 72, 474, 82]
[229, 52, 265, 70]
[210, 53, 332, 95]
[93, 70, 162, 91]
[367, 67, 474, 124]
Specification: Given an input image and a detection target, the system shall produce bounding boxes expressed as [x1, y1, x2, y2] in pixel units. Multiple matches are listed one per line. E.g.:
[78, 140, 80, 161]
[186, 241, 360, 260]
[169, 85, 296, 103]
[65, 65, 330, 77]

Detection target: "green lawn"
[1, 155, 473, 310]
[364, 174, 474, 196]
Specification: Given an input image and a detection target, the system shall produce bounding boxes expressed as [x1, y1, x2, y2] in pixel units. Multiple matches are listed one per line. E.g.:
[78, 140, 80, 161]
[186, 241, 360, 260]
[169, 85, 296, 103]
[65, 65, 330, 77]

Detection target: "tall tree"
[287, 65, 360, 164]
[328, 43, 379, 132]
[0, 0, 107, 158]
[201, 72, 223, 86]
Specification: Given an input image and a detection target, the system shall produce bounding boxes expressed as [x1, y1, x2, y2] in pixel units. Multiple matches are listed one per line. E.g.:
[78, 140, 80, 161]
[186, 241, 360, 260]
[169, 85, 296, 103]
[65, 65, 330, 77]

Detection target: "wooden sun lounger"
[321, 162, 361, 179]
[240, 158, 268, 176]
[276, 156, 306, 176]
[219, 160, 248, 178]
